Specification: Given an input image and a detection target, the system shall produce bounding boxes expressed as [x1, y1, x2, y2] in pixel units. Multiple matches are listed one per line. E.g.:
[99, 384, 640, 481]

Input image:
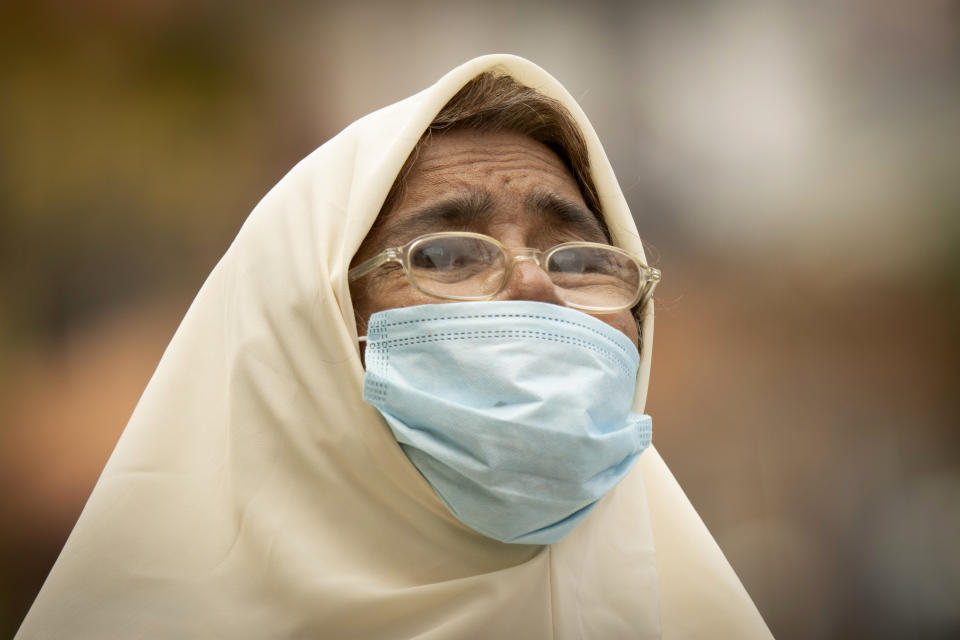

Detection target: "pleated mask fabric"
[363, 300, 653, 545]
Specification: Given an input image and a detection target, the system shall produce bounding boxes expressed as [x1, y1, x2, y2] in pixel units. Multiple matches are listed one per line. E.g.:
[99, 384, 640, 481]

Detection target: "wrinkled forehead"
[355, 129, 610, 261]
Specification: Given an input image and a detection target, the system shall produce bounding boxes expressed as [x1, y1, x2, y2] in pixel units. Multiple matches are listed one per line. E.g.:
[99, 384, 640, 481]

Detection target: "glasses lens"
[408, 235, 506, 298]
[547, 246, 641, 309]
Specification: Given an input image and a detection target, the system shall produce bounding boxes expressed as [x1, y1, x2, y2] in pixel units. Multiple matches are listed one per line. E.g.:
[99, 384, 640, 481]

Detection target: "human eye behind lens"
[548, 247, 620, 275]
[411, 237, 496, 281]
[547, 248, 586, 274]
[548, 247, 640, 293]
[412, 243, 462, 271]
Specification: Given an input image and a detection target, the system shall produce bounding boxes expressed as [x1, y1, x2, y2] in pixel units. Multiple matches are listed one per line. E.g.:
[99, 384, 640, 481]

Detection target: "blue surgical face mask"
[362, 301, 652, 545]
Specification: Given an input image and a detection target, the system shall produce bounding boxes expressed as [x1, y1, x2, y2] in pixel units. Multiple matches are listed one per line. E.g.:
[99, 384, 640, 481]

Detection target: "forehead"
[406, 129, 583, 201]
[368, 129, 607, 247]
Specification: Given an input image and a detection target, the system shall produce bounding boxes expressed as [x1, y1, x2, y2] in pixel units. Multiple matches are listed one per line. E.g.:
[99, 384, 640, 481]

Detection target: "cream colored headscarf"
[17, 55, 771, 639]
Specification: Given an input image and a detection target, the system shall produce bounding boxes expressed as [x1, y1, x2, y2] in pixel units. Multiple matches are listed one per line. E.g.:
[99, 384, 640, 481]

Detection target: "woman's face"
[350, 128, 640, 348]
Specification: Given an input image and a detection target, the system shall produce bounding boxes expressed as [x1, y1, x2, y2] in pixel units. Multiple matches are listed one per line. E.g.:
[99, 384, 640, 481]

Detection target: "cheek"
[596, 310, 640, 350]
[352, 271, 439, 323]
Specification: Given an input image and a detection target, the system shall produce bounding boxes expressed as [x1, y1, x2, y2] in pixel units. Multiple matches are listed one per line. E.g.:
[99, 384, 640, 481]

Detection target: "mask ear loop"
[357, 336, 368, 369]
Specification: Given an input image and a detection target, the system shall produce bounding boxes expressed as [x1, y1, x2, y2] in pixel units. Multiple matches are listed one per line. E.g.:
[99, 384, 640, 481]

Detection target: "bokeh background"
[2, 0, 958, 638]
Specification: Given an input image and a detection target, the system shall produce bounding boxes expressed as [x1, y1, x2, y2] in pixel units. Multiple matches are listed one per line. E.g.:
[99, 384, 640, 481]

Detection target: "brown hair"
[379, 72, 607, 239]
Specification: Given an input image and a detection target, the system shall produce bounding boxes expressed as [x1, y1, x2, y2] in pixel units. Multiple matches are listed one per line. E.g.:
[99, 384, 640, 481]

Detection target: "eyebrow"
[523, 191, 608, 242]
[378, 187, 608, 246]
[379, 190, 496, 244]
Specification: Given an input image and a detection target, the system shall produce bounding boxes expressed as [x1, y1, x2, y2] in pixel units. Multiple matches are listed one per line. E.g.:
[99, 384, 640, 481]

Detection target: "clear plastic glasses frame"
[348, 231, 661, 314]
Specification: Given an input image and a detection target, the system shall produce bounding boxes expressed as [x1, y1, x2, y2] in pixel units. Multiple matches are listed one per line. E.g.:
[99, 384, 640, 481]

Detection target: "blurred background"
[1, 0, 958, 637]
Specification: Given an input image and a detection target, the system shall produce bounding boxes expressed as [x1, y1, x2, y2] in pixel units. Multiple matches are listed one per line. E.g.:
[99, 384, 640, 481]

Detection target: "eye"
[408, 235, 505, 288]
[547, 248, 587, 273]
[411, 237, 495, 272]
[412, 243, 460, 271]
[547, 246, 634, 278]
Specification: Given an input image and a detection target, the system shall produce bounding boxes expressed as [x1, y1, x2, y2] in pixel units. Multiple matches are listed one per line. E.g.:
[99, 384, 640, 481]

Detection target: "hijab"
[17, 54, 771, 639]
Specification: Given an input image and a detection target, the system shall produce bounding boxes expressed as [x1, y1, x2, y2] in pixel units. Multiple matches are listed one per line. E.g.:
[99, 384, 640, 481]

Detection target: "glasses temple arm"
[348, 250, 396, 281]
[636, 267, 662, 310]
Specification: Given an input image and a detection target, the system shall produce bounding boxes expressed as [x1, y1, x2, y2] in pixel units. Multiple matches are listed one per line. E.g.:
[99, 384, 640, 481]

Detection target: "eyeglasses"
[348, 231, 661, 313]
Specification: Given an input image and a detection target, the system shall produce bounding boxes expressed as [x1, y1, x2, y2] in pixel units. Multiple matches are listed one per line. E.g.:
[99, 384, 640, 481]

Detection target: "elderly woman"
[17, 55, 770, 639]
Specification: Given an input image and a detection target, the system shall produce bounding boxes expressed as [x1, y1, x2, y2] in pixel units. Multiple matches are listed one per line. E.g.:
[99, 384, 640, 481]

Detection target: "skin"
[350, 129, 640, 350]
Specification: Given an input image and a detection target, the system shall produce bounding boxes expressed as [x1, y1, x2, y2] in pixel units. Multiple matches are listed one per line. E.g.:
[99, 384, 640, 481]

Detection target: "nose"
[497, 250, 566, 306]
